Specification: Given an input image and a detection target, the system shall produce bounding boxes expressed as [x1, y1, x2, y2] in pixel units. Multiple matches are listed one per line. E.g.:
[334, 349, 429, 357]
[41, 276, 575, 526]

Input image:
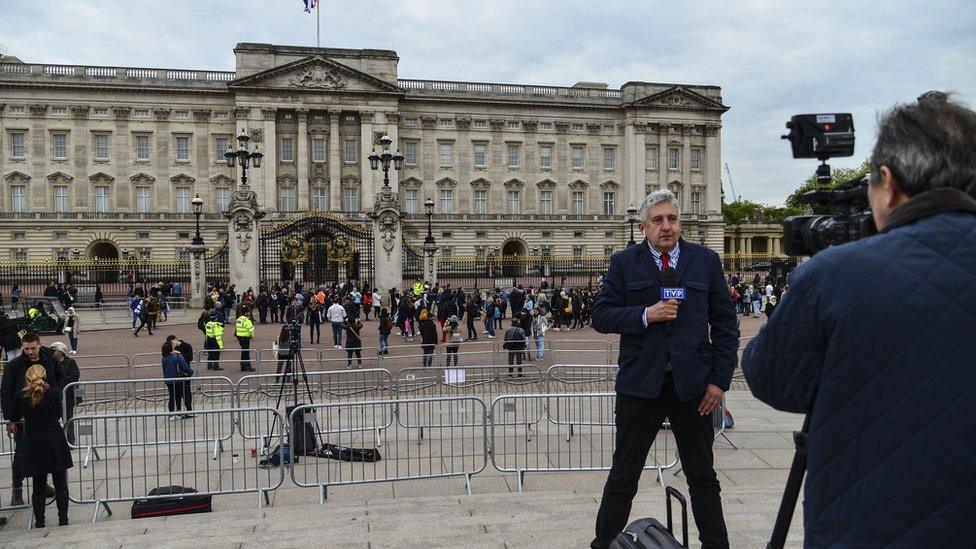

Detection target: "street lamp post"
[224, 129, 263, 187]
[423, 197, 436, 247]
[368, 134, 405, 193]
[421, 197, 438, 284]
[191, 195, 205, 246]
[626, 205, 639, 246]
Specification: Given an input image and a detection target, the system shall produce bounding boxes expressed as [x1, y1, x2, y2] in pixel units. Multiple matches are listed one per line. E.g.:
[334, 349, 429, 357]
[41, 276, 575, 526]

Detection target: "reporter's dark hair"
[870, 92, 976, 198]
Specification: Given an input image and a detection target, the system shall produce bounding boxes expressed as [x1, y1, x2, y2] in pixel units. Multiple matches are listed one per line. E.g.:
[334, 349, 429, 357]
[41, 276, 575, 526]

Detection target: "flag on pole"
[303, 0, 316, 13]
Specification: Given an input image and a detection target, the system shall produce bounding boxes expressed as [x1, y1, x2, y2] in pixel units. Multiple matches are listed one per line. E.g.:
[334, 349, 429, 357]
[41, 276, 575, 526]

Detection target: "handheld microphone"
[660, 267, 685, 335]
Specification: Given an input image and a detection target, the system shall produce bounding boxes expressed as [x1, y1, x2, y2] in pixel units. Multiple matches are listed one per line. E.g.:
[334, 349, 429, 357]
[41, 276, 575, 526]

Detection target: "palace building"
[0, 42, 728, 288]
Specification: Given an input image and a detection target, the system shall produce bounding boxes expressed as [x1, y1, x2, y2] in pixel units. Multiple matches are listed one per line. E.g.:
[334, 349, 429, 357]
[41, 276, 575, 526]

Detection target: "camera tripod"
[263, 321, 318, 455]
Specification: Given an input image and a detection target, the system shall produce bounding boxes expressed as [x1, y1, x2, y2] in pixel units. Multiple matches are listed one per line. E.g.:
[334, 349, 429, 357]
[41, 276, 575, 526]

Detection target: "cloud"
[2, 0, 973, 204]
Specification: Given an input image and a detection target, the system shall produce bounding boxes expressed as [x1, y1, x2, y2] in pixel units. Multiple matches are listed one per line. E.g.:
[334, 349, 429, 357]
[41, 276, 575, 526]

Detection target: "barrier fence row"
[66, 339, 621, 382]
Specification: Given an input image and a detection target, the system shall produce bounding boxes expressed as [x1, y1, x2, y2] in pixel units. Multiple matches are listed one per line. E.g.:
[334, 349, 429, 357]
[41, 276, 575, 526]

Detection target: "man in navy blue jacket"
[591, 189, 738, 549]
[743, 93, 976, 547]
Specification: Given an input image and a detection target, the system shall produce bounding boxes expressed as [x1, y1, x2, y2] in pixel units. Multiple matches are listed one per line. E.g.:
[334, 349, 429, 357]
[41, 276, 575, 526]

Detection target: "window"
[539, 145, 552, 168]
[53, 185, 70, 212]
[691, 148, 702, 170]
[312, 138, 326, 163]
[11, 185, 27, 212]
[507, 121, 519, 130]
[8, 106, 25, 115]
[572, 191, 584, 214]
[94, 134, 110, 159]
[174, 110, 189, 120]
[93, 107, 109, 117]
[439, 189, 454, 214]
[136, 186, 150, 213]
[476, 231, 487, 238]
[312, 187, 327, 210]
[279, 186, 296, 211]
[215, 137, 228, 161]
[571, 145, 584, 169]
[602, 124, 614, 133]
[603, 191, 615, 215]
[343, 186, 359, 211]
[404, 189, 418, 214]
[573, 245, 584, 264]
[473, 190, 487, 214]
[53, 132, 68, 159]
[343, 138, 357, 163]
[539, 190, 553, 214]
[175, 187, 191, 213]
[51, 106, 67, 116]
[178, 232, 189, 239]
[55, 249, 69, 260]
[475, 246, 486, 258]
[134, 109, 150, 118]
[404, 142, 418, 165]
[280, 137, 295, 162]
[604, 245, 614, 256]
[10, 132, 25, 157]
[645, 146, 658, 170]
[136, 135, 150, 161]
[543, 231, 553, 238]
[603, 147, 615, 170]
[506, 144, 519, 168]
[137, 232, 150, 240]
[179, 250, 190, 261]
[439, 142, 453, 166]
[139, 249, 151, 260]
[691, 191, 702, 214]
[214, 112, 229, 121]
[216, 187, 230, 212]
[473, 143, 486, 167]
[668, 147, 680, 170]
[55, 231, 68, 240]
[175, 136, 189, 161]
[507, 190, 520, 214]
[13, 232, 26, 240]
[539, 122, 552, 130]
[472, 120, 487, 129]
[94, 186, 110, 213]
[605, 231, 615, 238]
[404, 117, 418, 127]
[571, 123, 584, 132]
[438, 119, 453, 128]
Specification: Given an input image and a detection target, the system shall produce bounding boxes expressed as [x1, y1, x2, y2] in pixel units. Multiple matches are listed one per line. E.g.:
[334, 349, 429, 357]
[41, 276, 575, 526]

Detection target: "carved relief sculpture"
[379, 211, 399, 261]
[233, 212, 253, 260]
[290, 66, 347, 89]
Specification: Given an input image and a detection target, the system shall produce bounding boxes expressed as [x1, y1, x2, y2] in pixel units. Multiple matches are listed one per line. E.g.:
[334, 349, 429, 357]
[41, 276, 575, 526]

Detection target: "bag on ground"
[131, 485, 212, 519]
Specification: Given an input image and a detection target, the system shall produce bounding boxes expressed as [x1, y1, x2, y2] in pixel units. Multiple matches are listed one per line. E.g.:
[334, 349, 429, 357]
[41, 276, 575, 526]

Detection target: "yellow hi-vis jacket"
[235, 316, 254, 338]
[204, 320, 224, 349]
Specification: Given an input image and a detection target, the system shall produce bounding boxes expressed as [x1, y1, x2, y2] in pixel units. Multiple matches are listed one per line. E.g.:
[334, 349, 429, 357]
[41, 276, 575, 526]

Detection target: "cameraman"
[742, 93, 976, 547]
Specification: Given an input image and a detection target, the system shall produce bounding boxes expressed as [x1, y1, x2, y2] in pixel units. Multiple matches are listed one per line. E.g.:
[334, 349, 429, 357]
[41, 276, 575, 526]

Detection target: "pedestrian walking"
[419, 309, 438, 368]
[307, 301, 323, 344]
[531, 308, 549, 361]
[503, 319, 526, 376]
[327, 299, 347, 349]
[342, 318, 363, 369]
[133, 298, 153, 337]
[63, 307, 79, 354]
[377, 308, 392, 355]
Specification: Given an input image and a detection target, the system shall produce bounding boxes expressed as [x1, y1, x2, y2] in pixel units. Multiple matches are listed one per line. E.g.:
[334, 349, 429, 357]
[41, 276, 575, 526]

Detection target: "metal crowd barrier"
[0, 421, 32, 517]
[234, 369, 395, 446]
[319, 346, 382, 371]
[550, 339, 611, 365]
[66, 407, 285, 523]
[289, 396, 488, 503]
[490, 393, 679, 491]
[545, 365, 618, 439]
[65, 377, 237, 466]
[72, 354, 132, 382]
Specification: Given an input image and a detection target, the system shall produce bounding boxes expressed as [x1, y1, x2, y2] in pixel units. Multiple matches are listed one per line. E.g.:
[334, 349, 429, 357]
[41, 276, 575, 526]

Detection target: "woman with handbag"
[161, 340, 193, 418]
[63, 307, 79, 354]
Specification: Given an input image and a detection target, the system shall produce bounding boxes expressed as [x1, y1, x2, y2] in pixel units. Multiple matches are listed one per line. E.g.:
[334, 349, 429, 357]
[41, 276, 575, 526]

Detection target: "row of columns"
[730, 236, 783, 255]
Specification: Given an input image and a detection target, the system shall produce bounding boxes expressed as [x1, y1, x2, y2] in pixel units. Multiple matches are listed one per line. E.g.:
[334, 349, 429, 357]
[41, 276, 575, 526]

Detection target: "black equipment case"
[611, 486, 688, 548]
[131, 486, 212, 519]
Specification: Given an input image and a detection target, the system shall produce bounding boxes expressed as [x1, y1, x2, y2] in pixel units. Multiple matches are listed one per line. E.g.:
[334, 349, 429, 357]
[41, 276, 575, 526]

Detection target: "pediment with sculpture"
[228, 55, 403, 95]
[630, 86, 729, 112]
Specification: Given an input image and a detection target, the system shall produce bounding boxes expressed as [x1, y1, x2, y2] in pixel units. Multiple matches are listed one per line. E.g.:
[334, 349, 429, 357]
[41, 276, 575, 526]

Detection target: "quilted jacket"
[742, 188, 976, 547]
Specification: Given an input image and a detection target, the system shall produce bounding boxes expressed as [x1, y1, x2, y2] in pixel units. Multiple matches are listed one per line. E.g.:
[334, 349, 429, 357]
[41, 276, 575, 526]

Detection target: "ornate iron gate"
[259, 214, 374, 286]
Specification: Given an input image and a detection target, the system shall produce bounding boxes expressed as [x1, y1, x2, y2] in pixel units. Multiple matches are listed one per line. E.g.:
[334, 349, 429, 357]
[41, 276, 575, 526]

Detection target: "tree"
[785, 158, 871, 212]
[722, 200, 803, 225]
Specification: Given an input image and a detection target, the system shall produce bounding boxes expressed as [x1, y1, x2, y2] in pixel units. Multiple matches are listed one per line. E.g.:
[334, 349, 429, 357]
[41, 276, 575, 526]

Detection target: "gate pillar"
[226, 184, 265, 294]
[371, 187, 403, 293]
[188, 243, 207, 308]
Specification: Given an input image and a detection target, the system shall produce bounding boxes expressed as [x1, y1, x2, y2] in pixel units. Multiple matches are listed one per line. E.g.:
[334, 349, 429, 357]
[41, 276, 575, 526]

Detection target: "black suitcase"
[131, 485, 212, 519]
[611, 486, 688, 548]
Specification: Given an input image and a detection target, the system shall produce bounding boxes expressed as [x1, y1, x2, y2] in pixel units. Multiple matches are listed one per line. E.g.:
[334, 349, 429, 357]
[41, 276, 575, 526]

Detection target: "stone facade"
[0, 43, 728, 263]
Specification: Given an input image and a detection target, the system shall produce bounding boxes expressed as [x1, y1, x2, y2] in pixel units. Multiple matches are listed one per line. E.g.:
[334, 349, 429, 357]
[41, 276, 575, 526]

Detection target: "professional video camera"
[780, 114, 877, 256]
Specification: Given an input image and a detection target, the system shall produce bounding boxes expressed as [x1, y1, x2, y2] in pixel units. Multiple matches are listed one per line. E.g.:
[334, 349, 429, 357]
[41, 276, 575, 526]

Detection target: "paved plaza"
[0, 314, 804, 547]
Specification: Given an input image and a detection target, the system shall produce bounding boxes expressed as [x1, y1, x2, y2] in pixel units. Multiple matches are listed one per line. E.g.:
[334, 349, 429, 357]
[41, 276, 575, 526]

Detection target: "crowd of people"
[187, 278, 600, 371]
[727, 272, 788, 320]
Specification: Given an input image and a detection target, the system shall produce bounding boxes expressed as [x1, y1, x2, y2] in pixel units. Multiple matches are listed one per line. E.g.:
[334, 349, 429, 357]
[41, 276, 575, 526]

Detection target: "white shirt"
[765, 284, 774, 297]
[372, 291, 382, 307]
[327, 303, 347, 323]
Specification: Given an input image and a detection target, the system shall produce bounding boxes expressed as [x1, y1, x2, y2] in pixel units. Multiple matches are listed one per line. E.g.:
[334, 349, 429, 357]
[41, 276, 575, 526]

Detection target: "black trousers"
[238, 336, 252, 370]
[33, 470, 69, 526]
[166, 381, 192, 411]
[592, 382, 729, 549]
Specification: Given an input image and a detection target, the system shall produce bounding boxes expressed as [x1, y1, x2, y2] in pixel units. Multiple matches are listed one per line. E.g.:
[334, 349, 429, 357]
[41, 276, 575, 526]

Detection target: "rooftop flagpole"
[316, 0, 321, 47]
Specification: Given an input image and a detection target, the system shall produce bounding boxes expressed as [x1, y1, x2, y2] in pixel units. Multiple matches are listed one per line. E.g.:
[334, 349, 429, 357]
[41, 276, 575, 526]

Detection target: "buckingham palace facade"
[0, 42, 727, 267]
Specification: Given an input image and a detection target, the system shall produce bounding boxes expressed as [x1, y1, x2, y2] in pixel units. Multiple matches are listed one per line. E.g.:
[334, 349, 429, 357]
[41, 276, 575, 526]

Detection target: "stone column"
[705, 125, 722, 216]
[297, 109, 310, 211]
[328, 110, 341, 211]
[658, 124, 670, 190]
[189, 243, 207, 307]
[624, 121, 636, 209]
[633, 122, 647, 204]
[360, 110, 375, 210]
[371, 187, 403, 294]
[422, 242, 439, 286]
[681, 125, 693, 211]
[261, 107, 278, 211]
[226, 185, 264, 293]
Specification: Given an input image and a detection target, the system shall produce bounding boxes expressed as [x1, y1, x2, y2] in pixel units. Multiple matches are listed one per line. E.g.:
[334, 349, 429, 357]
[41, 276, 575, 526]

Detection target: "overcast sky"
[3, 0, 974, 204]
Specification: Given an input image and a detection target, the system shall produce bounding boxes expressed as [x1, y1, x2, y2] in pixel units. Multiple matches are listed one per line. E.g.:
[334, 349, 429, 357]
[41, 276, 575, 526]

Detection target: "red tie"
[661, 252, 670, 270]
